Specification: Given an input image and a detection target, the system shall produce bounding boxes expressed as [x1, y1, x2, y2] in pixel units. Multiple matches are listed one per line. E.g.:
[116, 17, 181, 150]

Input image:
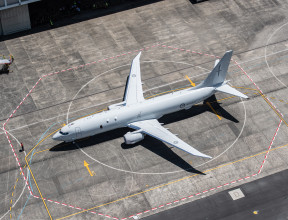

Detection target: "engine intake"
[124, 131, 144, 144]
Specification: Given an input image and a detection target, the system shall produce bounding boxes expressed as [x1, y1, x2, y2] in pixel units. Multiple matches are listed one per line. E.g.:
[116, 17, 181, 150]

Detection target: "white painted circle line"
[69, 59, 245, 174]
[2, 43, 284, 220]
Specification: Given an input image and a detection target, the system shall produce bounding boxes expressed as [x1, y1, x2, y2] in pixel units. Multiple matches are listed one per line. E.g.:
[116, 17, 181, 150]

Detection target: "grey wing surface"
[123, 52, 145, 105]
[128, 119, 212, 158]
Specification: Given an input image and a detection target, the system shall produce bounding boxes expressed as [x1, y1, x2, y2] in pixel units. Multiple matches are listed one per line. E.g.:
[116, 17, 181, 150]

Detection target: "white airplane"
[53, 50, 248, 158]
[0, 55, 13, 65]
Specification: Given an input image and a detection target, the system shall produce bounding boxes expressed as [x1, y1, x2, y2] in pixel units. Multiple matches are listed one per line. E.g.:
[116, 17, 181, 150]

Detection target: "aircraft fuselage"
[53, 86, 215, 142]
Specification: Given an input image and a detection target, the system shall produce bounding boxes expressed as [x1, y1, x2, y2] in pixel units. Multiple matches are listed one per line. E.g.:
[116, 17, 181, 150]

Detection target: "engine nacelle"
[124, 132, 144, 145]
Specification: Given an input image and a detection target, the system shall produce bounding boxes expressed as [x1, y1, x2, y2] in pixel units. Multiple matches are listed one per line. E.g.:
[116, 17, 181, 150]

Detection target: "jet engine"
[124, 131, 144, 144]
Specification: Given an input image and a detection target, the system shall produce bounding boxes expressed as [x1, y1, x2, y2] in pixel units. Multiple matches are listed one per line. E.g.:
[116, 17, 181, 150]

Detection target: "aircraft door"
[75, 127, 82, 139]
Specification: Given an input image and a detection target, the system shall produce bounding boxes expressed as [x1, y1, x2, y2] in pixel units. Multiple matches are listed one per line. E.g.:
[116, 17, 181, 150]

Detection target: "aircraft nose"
[52, 132, 62, 141]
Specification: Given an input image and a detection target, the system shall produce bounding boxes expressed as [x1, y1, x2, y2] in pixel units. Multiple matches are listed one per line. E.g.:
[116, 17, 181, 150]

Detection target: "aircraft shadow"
[204, 94, 239, 123]
[50, 94, 239, 173]
[50, 127, 204, 174]
[121, 137, 205, 174]
[158, 94, 238, 124]
[0, 69, 9, 74]
[189, 0, 209, 5]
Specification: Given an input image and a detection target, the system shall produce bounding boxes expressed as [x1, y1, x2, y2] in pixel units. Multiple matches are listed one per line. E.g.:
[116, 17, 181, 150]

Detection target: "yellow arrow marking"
[84, 160, 94, 176]
[185, 75, 195, 87]
[206, 102, 222, 120]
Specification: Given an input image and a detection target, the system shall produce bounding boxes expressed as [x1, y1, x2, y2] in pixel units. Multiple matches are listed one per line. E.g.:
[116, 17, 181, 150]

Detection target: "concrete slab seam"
[126, 118, 282, 219]
[1, 42, 167, 219]
[2, 44, 285, 220]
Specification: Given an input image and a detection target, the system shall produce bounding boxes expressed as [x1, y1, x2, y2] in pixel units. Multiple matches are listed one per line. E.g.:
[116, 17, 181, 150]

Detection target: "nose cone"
[53, 132, 62, 141]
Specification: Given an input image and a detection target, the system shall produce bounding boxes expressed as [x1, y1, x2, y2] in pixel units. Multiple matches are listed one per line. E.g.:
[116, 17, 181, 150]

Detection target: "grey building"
[0, 0, 39, 35]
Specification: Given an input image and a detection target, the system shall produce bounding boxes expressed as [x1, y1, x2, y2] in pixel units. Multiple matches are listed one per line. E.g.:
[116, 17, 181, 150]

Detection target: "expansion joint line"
[1, 43, 162, 220]
[2, 43, 286, 220]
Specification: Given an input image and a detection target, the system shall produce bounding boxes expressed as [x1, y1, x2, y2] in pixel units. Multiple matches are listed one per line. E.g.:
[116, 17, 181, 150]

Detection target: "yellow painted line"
[84, 160, 94, 176]
[26, 128, 61, 159]
[56, 142, 288, 220]
[25, 157, 53, 220]
[270, 97, 275, 99]
[33, 148, 50, 155]
[185, 75, 195, 87]
[24, 84, 286, 220]
[280, 100, 284, 102]
[232, 86, 257, 91]
[24, 129, 60, 220]
[206, 102, 222, 120]
[261, 93, 288, 127]
[233, 86, 288, 127]
[9, 165, 26, 219]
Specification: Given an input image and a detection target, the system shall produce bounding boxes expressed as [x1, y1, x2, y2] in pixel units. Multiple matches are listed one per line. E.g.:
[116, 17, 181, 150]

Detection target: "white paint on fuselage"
[52, 86, 215, 142]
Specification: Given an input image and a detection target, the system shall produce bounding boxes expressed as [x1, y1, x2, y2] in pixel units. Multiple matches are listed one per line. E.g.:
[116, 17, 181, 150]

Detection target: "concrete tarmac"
[143, 169, 288, 220]
[1, 0, 288, 219]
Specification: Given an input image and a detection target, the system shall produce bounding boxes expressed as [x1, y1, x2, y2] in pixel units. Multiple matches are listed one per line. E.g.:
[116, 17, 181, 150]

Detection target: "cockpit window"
[59, 130, 69, 135]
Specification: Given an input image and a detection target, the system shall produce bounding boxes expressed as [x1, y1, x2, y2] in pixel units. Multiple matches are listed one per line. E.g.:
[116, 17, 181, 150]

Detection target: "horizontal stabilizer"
[215, 84, 248, 99]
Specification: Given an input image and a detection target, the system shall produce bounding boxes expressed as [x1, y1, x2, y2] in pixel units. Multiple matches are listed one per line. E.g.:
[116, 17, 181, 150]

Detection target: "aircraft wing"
[128, 119, 212, 158]
[123, 52, 145, 105]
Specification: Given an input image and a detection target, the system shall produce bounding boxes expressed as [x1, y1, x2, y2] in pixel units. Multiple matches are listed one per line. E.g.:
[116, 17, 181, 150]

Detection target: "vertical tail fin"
[202, 50, 233, 87]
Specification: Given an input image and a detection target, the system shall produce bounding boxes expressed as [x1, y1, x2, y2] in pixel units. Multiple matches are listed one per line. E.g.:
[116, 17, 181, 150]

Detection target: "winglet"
[135, 51, 142, 59]
[195, 152, 212, 159]
[123, 51, 145, 105]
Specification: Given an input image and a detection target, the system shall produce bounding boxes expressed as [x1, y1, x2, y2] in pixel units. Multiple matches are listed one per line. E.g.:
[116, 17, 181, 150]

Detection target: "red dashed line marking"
[2, 44, 284, 220]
